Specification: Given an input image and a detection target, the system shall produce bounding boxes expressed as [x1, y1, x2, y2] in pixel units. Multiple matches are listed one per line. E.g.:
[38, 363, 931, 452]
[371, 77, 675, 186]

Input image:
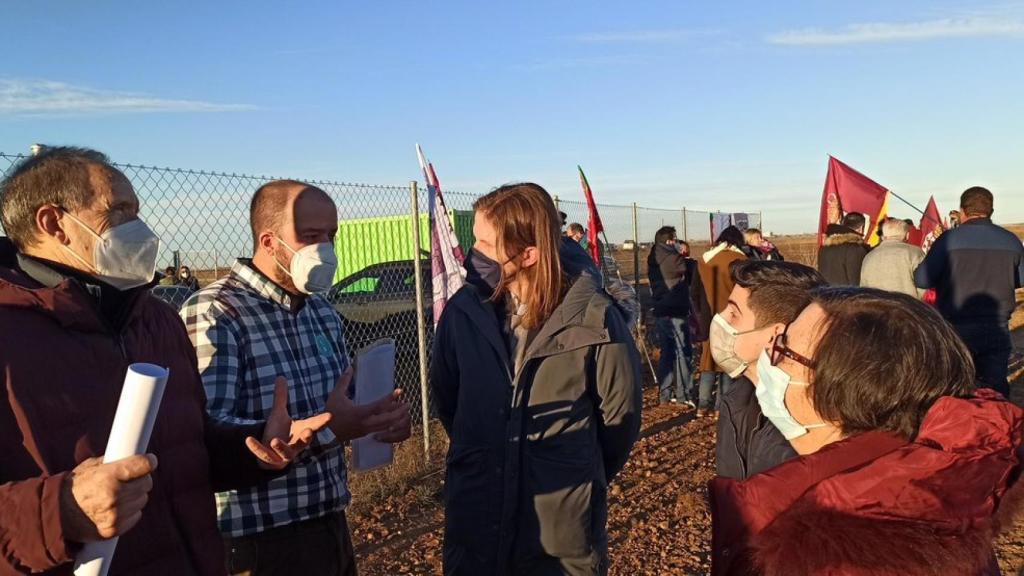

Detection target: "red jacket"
[711, 392, 1024, 576]
[0, 244, 269, 575]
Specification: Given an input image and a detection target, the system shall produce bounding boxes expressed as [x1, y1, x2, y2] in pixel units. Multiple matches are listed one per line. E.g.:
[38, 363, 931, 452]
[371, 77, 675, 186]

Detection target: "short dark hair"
[841, 212, 866, 232]
[568, 222, 585, 235]
[716, 225, 745, 248]
[960, 186, 993, 217]
[654, 226, 676, 245]
[0, 146, 113, 249]
[731, 260, 827, 328]
[808, 287, 975, 440]
[249, 180, 305, 251]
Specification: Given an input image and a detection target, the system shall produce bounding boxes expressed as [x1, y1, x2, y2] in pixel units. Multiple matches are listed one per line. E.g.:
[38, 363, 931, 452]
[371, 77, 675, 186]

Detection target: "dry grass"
[346, 421, 450, 516]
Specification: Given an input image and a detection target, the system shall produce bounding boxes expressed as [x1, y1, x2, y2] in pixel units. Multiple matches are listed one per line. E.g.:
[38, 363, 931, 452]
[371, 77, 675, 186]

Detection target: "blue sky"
[3, 0, 1024, 233]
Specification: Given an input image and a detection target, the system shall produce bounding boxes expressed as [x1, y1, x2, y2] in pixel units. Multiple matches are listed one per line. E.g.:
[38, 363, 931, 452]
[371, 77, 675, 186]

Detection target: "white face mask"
[754, 349, 827, 440]
[709, 313, 759, 378]
[61, 212, 160, 290]
[276, 237, 337, 294]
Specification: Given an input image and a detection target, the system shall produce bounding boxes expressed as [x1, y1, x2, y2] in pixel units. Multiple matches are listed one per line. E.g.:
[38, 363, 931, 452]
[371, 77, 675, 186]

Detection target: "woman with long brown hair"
[431, 183, 642, 576]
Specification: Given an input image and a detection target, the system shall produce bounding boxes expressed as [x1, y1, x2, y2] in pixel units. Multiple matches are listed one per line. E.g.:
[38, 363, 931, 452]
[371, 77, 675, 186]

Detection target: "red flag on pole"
[818, 156, 890, 247]
[578, 166, 604, 266]
[919, 196, 946, 253]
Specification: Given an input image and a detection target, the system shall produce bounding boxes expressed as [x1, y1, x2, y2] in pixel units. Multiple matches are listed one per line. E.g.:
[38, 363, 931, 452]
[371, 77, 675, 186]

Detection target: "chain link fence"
[0, 152, 766, 456]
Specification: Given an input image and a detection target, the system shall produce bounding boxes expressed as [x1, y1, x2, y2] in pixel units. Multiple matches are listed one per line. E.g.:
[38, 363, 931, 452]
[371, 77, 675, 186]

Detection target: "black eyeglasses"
[771, 325, 815, 369]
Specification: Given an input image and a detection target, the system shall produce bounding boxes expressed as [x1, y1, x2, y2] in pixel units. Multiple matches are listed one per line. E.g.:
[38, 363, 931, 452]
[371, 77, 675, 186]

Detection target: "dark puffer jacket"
[647, 243, 690, 318]
[716, 377, 796, 480]
[0, 238, 269, 576]
[817, 224, 870, 286]
[431, 248, 643, 576]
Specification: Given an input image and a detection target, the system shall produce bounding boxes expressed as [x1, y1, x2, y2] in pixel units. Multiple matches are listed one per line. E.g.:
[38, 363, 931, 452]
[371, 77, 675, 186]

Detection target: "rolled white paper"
[74, 363, 169, 576]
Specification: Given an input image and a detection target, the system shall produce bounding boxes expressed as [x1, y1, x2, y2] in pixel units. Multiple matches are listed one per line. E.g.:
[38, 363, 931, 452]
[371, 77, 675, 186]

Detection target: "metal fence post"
[631, 202, 640, 311]
[410, 181, 431, 460]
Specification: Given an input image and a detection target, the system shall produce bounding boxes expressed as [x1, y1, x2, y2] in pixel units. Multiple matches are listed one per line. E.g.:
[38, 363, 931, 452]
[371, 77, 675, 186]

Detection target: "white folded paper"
[74, 363, 170, 576]
[351, 339, 397, 472]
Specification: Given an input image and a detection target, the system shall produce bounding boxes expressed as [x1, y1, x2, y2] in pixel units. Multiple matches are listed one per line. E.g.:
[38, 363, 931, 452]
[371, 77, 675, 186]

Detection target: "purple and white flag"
[417, 144, 465, 325]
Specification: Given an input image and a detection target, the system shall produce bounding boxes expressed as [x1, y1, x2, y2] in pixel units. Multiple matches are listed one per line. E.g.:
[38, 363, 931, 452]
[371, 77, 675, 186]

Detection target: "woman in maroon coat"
[711, 287, 1024, 576]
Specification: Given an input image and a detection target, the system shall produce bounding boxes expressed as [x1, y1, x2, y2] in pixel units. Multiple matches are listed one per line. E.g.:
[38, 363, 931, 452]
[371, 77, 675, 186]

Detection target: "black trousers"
[955, 322, 1012, 398]
[225, 511, 357, 576]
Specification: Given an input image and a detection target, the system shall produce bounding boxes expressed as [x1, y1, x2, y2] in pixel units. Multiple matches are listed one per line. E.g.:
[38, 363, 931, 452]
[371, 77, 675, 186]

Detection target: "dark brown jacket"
[0, 239, 268, 575]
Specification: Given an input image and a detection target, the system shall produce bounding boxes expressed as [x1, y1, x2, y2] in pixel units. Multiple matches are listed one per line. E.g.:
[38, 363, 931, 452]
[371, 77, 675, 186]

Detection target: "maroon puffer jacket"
[0, 246, 267, 575]
[710, 391, 1024, 576]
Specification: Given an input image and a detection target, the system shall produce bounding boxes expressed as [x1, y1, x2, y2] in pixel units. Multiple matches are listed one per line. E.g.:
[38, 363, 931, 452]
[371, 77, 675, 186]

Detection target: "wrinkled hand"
[325, 367, 411, 443]
[246, 376, 333, 470]
[59, 454, 158, 543]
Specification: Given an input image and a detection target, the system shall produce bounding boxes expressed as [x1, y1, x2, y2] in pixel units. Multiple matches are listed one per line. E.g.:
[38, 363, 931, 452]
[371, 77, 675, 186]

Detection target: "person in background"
[178, 265, 201, 291]
[567, 222, 588, 250]
[181, 179, 411, 576]
[0, 147, 328, 575]
[949, 209, 961, 229]
[711, 288, 1023, 576]
[914, 187, 1024, 398]
[741, 228, 784, 261]
[901, 214, 925, 242]
[817, 212, 870, 286]
[159, 265, 177, 285]
[677, 239, 705, 370]
[647, 226, 694, 407]
[431, 183, 642, 575]
[710, 261, 826, 480]
[695, 226, 747, 417]
[860, 217, 926, 299]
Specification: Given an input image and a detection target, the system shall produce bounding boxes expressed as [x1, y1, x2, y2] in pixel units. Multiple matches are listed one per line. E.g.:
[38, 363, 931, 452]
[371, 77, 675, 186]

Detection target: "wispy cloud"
[768, 16, 1024, 46]
[569, 28, 719, 44]
[0, 79, 257, 116]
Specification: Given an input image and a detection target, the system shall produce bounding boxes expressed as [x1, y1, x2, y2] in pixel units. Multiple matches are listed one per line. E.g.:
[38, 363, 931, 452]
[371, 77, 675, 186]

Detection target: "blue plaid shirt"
[181, 260, 351, 537]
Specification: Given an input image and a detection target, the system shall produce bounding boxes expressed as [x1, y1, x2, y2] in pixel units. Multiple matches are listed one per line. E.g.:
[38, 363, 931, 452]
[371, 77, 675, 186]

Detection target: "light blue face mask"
[755, 349, 827, 440]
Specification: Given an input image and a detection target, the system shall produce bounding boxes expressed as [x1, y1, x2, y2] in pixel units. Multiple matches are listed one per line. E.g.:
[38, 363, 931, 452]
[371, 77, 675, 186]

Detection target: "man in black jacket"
[915, 187, 1024, 397]
[647, 226, 695, 406]
[710, 260, 827, 479]
[818, 212, 870, 286]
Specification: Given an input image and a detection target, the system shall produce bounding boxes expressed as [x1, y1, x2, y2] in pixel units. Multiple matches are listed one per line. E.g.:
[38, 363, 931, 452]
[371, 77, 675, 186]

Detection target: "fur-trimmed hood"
[823, 231, 866, 247]
[711, 391, 1024, 576]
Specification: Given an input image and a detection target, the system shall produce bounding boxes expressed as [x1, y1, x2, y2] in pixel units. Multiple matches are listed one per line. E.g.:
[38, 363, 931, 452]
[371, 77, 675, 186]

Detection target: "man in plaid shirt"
[182, 180, 411, 576]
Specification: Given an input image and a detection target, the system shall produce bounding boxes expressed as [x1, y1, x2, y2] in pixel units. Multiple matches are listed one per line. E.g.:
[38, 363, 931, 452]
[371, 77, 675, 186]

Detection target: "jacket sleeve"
[0, 474, 78, 573]
[178, 298, 278, 491]
[593, 307, 643, 482]
[910, 247, 927, 299]
[429, 308, 460, 434]
[914, 234, 948, 289]
[690, 262, 712, 342]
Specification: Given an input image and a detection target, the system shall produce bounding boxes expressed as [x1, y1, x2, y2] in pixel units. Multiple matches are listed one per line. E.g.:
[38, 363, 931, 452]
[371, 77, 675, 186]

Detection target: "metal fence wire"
[0, 152, 766, 456]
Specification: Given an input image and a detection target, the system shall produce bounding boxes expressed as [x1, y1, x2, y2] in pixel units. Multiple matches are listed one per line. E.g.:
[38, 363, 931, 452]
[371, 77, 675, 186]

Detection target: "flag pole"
[887, 190, 926, 217]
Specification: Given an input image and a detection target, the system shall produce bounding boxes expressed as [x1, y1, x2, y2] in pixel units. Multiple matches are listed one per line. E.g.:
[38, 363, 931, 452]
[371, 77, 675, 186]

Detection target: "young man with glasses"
[707, 260, 827, 479]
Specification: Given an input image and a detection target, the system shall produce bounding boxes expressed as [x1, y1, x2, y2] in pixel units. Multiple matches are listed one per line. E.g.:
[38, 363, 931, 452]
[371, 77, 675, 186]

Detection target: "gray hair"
[881, 217, 909, 240]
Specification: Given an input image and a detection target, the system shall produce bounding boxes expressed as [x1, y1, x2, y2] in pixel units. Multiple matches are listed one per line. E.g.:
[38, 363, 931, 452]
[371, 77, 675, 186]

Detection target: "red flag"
[818, 156, 889, 247]
[578, 166, 603, 266]
[919, 196, 945, 253]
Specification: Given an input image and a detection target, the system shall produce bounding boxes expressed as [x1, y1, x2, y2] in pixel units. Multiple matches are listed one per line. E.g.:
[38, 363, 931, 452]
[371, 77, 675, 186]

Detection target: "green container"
[332, 210, 475, 283]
